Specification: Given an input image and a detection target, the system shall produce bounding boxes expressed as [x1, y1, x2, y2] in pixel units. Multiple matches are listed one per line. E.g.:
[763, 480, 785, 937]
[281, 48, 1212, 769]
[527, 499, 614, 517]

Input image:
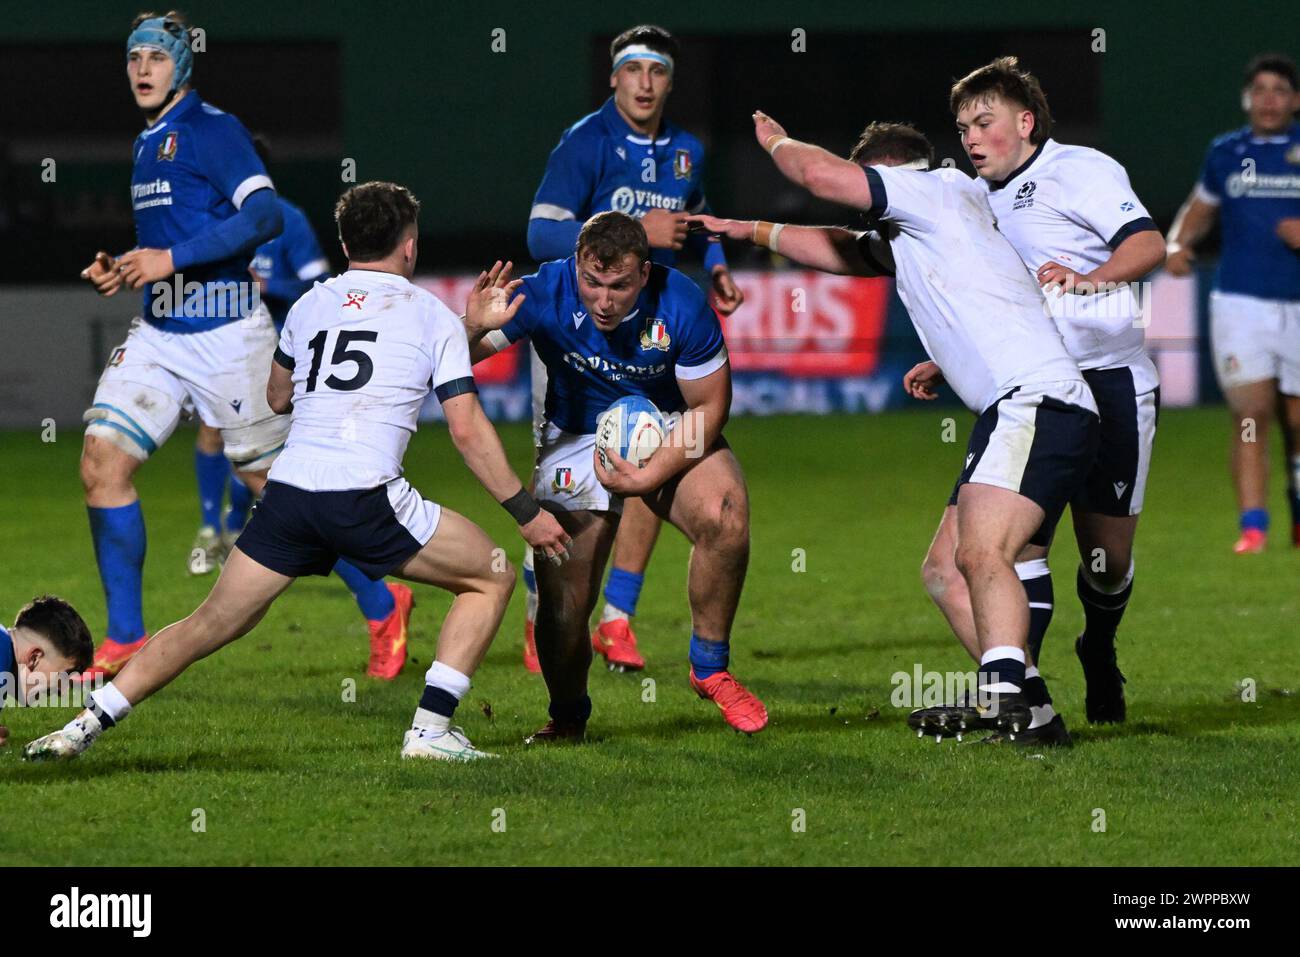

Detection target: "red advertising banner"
[722, 271, 893, 377]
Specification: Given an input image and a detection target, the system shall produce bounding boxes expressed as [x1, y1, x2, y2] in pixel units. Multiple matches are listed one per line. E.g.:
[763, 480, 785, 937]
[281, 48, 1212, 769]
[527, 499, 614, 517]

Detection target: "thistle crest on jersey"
[674, 149, 692, 180]
[552, 467, 574, 492]
[343, 289, 368, 310]
[157, 132, 179, 162]
[640, 317, 670, 352]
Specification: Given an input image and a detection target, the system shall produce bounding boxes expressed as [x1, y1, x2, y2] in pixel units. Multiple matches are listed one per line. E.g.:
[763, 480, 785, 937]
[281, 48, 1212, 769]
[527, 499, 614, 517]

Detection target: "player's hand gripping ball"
[595, 396, 665, 471]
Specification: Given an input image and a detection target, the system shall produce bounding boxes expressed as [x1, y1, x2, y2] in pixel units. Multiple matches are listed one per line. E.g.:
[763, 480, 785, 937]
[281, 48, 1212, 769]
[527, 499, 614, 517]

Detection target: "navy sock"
[1240, 507, 1269, 533]
[87, 503, 147, 643]
[604, 568, 645, 616]
[689, 633, 729, 679]
[548, 694, 592, 724]
[194, 448, 228, 529]
[1021, 673, 1053, 708]
[1020, 570, 1054, 666]
[419, 684, 459, 719]
[226, 474, 253, 532]
[1077, 565, 1132, 657]
[978, 653, 1025, 694]
[332, 559, 395, 621]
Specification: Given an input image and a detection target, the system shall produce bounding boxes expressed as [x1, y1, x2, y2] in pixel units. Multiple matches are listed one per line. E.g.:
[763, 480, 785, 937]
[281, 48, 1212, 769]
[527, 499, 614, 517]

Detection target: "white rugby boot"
[401, 725, 498, 762]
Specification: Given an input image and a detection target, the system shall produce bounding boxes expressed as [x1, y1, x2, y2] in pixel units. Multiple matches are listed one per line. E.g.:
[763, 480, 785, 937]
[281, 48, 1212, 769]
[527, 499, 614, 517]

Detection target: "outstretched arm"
[753, 111, 873, 209]
[686, 214, 883, 277]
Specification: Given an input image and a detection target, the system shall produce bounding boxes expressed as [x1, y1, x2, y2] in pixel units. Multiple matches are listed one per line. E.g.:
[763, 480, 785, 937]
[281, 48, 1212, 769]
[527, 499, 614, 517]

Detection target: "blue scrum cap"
[126, 16, 193, 91]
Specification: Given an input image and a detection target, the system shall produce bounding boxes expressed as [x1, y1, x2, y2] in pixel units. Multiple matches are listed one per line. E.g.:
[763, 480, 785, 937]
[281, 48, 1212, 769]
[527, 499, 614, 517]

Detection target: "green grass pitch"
[1, 406, 1297, 865]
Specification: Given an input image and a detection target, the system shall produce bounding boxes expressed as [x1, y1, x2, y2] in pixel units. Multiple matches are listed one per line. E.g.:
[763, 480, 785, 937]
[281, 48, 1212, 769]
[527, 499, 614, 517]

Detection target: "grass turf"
[1, 406, 1297, 865]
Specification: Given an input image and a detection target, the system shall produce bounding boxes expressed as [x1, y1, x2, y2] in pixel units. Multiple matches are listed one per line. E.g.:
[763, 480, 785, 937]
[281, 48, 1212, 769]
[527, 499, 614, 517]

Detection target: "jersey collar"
[137, 90, 201, 139]
[599, 97, 671, 146]
[987, 139, 1048, 191]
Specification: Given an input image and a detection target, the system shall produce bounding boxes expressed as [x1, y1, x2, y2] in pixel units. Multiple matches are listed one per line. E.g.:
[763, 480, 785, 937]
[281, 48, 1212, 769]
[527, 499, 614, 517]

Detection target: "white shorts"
[533, 422, 622, 514]
[84, 305, 290, 466]
[529, 342, 548, 449]
[1209, 291, 1300, 394]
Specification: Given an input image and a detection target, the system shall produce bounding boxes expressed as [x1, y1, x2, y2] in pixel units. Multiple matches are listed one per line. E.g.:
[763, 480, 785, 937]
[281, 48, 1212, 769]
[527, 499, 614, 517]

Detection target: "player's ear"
[609, 71, 617, 91]
[340, 241, 350, 260]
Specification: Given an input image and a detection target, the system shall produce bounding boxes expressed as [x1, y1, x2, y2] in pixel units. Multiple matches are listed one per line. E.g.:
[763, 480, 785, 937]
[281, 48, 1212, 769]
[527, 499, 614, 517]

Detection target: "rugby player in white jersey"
[24, 183, 570, 764]
[896, 58, 1165, 734]
[691, 115, 1099, 741]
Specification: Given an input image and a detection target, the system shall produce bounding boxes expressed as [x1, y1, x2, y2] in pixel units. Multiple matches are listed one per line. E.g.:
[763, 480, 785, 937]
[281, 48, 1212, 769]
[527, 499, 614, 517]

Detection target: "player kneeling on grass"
[690, 114, 1100, 745]
[465, 211, 767, 740]
[1, 598, 95, 747]
[24, 182, 570, 765]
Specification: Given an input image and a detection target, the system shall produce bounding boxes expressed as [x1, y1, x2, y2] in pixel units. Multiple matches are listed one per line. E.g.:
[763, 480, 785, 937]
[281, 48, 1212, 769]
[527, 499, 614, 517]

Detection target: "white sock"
[411, 708, 450, 734]
[601, 602, 630, 624]
[1029, 703, 1057, 730]
[425, 660, 471, 699]
[91, 681, 133, 722]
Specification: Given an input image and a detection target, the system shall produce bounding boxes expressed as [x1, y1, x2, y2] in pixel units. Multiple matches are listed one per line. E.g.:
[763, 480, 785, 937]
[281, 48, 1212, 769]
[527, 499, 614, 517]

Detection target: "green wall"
[21, 0, 1298, 234]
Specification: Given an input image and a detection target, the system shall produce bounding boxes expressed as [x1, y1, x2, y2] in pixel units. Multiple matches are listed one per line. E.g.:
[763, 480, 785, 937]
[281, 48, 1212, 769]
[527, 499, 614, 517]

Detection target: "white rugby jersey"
[978, 139, 1160, 393]
[864, 165, 1089, 415]
[269, 269, 475, 491]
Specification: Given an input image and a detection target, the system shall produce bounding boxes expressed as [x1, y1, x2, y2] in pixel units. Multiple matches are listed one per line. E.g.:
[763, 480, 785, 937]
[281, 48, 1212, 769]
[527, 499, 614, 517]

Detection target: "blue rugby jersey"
[496, 257, 728, 434]
[529, 98, 723, 269]
[1198, 123, 1300, 301]
[131, 92, 275, 330]
[250, 197, 330, 326]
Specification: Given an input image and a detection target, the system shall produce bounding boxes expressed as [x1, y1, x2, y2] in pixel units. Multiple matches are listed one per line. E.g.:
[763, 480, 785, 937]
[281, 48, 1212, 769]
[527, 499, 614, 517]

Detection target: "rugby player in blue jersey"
[0, 598, 94, 747]
[77, 13, 408, 681]
[1167, 54, 1300, 553]
[520, 26, 743, 675]
[467, 212, 767, 740]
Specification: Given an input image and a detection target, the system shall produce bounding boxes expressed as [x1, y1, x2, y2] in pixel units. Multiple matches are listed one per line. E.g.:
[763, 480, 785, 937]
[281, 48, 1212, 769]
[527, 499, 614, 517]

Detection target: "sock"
[978, 645, 1026, 694]
[1015, 559, 1054, 666]
[87, 503, 147, 644]
[1288, 455, 1300, 529]
[603, 568, 644, 621]
[1077, 561, 1134, 658]
[226, 474, 253, 532]
[1240, 507, 1269, 533]
[194, 447, 229, 530]
[1021, 665, 1053, 707]
[547, 694, 592, 725]
[332, 559, 395, 621]
[412, 661, 473, 732]
[87, 681, 133, 726]
[689, 633, 730, 680]
[522, 546, 538, 625]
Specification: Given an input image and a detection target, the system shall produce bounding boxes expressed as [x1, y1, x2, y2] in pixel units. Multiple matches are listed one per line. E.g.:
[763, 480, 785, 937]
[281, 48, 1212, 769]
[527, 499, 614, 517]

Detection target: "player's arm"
[118, 188, 283, 290]
[440, 392, 569, 561]
[267, 305, 298, 414]
[462, 262, 527, 363]
[527, 130, 599, 261]
[1037, 229, 1167, 293]
[1166, 150, 1222, 276]
[686, 214, 885, 277]
[753, 111, 872, 209]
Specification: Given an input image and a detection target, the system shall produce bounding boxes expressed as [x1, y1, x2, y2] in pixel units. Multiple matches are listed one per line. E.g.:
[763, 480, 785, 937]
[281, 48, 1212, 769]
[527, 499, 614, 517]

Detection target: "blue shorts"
[235, 477, 441, 579]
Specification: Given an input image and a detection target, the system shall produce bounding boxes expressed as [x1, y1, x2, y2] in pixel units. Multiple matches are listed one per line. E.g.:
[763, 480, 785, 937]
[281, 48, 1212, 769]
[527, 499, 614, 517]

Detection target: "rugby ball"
[596, 396, 665, 470]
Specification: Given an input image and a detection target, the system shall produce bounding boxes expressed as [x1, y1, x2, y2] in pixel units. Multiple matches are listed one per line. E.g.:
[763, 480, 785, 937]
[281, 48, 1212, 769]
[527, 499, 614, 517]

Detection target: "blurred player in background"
[1, 597, 95, 747]
[467, 213, 766, 741]
[904, 57, 1164, 730]
[694, 114, 1100, 743]
[186, 136, 415, 679]
[1167, 54, 1300, 553]
[26, 182, 570, 765]
[522, 25, 743, 674]
[77, 13, 410, 684]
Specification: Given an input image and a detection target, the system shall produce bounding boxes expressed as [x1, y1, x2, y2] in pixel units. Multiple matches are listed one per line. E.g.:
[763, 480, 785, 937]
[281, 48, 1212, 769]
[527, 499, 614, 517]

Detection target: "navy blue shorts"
[948, 382, 1100, 547]
[1071, 367, 1160, 517]
[235, 478, 440, 579]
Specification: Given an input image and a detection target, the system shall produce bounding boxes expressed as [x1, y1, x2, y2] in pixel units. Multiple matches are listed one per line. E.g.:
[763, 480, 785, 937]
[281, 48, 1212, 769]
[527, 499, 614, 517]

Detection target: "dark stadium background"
[4, 0, 1290, 279]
